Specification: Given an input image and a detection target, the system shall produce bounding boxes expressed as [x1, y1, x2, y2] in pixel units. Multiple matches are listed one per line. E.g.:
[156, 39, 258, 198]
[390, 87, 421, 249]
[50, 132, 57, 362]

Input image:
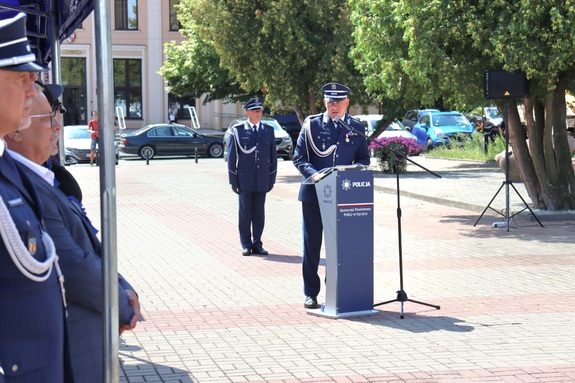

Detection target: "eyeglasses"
[29, 110, 57, 127]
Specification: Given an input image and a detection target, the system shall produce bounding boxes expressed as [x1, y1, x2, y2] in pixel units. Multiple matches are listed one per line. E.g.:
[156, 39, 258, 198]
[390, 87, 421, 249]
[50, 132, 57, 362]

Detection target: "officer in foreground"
[227, 97, 277, 256]
[6, 82, 142, 383]
[0, 12, 71, 382]
[293, 83, 371, 309]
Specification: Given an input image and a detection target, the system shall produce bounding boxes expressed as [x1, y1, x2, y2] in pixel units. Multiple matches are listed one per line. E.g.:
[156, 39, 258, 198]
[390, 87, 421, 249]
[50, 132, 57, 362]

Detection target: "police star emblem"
[341, 179, 351, 191]
[323, 184, 332, 199]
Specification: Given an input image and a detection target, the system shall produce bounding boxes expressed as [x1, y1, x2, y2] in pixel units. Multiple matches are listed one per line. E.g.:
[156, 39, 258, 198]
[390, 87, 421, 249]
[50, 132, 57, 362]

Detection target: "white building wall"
[147, 0, 164, 125]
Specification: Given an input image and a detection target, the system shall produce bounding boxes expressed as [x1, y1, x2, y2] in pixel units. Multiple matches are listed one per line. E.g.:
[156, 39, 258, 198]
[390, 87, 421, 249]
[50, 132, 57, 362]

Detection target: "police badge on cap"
[321, 82, 350, 102]
[244, 97, 264, 111]
[0, 13, 47, 72]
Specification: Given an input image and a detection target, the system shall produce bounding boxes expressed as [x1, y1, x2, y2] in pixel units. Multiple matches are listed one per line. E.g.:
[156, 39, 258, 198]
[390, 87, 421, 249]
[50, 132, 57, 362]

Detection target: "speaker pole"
[474, 73, 543, 229]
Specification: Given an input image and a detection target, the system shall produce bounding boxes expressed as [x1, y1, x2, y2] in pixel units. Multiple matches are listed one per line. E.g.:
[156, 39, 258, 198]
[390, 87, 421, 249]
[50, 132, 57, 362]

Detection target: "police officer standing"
[0, 12, 71, 381]
[293, 83, 371, 309]
[227, 97, 277, 256]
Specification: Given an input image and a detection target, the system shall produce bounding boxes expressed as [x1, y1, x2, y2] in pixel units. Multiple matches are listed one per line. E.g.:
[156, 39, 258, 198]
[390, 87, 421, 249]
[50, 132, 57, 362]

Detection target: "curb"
[374, 185, 575, 222]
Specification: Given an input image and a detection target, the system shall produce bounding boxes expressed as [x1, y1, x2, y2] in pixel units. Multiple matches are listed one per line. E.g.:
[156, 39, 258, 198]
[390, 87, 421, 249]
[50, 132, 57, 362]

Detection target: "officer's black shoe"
[251, 246, 268, 255]
[304, 296, 319, 309]
[242, 248, 251, 256]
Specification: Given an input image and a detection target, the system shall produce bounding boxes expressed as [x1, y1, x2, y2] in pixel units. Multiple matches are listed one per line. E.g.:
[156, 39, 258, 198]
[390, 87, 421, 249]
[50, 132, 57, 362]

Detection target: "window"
[169, 0, 182, 31]
[173, 126, 194, 137]
[149, 126, 172, 137]
[168, 94, 196, 120]
[61, 57, 87, 125]
[115, 0, 138, 30]
[114, 59, 142, 119]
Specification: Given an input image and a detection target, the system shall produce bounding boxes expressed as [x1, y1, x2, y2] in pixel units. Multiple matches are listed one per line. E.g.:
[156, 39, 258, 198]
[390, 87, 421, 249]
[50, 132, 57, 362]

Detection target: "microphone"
[335, 116, 354, 133]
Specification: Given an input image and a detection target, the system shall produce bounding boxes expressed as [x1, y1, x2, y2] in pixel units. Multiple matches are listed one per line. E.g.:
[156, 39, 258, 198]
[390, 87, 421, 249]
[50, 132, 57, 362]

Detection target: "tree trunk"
[549, 77, 575, 209]
[307, 82, 319, 116]
[512, 79, 575, 211]
[293, 104, 306, 125]
[524, 98, 552, 209]
[507, 100, 545, 208]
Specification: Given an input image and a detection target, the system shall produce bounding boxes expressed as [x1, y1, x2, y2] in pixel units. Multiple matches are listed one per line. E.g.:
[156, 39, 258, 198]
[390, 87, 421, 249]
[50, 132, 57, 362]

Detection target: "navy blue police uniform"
[293, 83, 370, 308]
[1, 146, 68, 382]
[0, 13, 70, 382]
[227, 97, 278, 255]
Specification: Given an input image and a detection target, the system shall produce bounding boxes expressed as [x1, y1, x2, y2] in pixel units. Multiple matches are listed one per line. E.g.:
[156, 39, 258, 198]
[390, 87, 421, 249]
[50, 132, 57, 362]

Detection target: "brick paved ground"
[69, 156, 575, 383]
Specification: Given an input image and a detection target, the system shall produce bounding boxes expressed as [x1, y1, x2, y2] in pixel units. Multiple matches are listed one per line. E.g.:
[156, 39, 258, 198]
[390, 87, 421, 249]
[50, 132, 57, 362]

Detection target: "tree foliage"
[165, 0, 373, 121]
[158, 3, 246, 104]
[350, 0, 575, 210]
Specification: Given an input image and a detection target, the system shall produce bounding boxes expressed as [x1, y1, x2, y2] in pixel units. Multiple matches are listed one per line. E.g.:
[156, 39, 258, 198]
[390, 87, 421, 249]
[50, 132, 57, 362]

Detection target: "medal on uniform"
[27, 232, 37, 255]
[345, 133, 350, 143]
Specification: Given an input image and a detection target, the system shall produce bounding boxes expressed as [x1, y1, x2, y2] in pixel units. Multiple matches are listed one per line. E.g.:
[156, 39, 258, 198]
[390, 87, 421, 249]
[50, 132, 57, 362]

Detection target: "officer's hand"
[268, 184, 274, 192]
[232, 184, 240, 194]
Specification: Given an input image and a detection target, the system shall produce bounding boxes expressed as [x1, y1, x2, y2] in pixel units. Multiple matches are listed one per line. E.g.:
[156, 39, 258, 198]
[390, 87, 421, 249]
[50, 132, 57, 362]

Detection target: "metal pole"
[504, 100, 510, 231]
[47, 0, 65, 165]
[93, 0, 119, 382]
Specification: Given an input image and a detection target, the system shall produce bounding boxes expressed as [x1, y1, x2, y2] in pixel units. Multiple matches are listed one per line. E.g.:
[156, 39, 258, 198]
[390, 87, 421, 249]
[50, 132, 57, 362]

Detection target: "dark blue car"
[119, 124, 224, 160]
[412, 111, 475, 151]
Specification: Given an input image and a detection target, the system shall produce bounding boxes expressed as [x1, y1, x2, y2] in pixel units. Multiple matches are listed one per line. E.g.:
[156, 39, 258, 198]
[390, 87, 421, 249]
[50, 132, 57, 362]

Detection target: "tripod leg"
[508, 183, 544, 227]
[375, 290, 440, 319]
[373, 290, 407, 307]
[374, 298, 399, 307]
[474, 182, 505, 226]
[407, 298, 441, 310]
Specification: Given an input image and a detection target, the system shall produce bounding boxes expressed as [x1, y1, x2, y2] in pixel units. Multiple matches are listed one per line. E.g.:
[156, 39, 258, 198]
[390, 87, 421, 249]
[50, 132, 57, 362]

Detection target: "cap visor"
[2, 61, 48, 72]
[325, 96, 346, 102]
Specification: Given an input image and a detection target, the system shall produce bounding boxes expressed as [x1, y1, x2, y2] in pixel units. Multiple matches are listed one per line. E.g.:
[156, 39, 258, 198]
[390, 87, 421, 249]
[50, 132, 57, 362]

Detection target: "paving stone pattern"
[69, 156, 575, 383]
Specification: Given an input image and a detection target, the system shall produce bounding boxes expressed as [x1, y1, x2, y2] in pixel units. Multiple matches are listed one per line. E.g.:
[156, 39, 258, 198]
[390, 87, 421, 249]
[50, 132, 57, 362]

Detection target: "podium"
[307, 165, 378, 318]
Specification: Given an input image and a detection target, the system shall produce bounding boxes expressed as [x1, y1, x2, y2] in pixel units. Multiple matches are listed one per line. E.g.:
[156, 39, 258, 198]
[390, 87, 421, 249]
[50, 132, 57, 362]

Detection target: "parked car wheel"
[139, 145, 155, 160]
[208, 143, 223, 158]
[426, 138, 433, 151]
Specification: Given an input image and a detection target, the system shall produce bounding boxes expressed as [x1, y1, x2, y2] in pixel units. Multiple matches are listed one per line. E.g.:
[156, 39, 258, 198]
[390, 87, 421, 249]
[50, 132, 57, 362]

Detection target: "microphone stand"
[336, 117, 441, 319]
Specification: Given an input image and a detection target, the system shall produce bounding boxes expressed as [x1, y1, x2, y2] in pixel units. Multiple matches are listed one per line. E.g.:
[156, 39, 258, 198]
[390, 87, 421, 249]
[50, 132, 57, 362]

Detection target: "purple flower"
[369, 137, 421, 156]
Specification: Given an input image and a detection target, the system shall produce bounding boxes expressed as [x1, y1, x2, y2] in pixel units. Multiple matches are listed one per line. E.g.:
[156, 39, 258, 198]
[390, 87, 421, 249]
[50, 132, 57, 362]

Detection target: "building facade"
[57, 0, 244, 132]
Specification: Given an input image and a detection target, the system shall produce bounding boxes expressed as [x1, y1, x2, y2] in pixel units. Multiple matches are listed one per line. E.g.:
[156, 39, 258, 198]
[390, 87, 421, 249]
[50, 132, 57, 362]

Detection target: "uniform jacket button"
[11, 364, 18, 372]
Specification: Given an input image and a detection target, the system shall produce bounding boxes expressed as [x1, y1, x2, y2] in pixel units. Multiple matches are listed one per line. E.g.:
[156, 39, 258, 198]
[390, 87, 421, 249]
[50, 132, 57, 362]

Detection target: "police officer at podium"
[293, 82, 370, 309]
[227, 97, 277, 256]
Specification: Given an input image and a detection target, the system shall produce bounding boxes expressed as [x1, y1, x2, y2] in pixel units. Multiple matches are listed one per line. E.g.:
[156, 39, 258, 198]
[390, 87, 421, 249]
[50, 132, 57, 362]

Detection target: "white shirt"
[247, 121, 259, 131]
[7, 149, 55, 186]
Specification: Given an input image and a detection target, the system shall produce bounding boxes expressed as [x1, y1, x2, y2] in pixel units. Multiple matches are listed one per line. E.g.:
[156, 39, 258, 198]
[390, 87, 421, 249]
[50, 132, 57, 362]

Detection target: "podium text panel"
[335, 171, 374, 313]
[317, 169, 374, 316]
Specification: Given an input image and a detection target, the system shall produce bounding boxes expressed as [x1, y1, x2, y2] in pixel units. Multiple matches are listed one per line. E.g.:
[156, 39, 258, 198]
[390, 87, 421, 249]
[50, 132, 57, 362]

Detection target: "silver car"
[223, 118, 293, 161]
[63, 124, 119, 165]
